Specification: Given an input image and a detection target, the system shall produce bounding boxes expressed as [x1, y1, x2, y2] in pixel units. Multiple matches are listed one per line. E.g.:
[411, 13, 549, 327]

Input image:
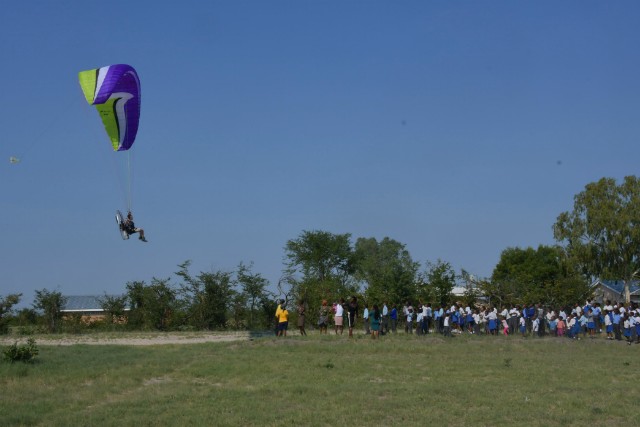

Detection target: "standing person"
[407, 307, 415, 335]
[519, 315, 527, 337]
[556, 316, 566, 337]
[347, 296, 358, 338]
[334, 298, 345, 335]
[274, 299, 284, 336]
[465, 308, 474, 334]
[586, 309, 595, 339]
[438, 305, 445, 334]
[501, 317, 509, 336]
[434, 305, 441, 334]
[623, 313, 632, 345]
[318, 300, 330, 334]
[526, 304, 535, 333]
[473, 309, 481, 335]
[443, 311, 452, 337]
[381, 302, 389, 335]
[277, 303, 289, 337]
[403, 301, 411, 333]
[370, 304, 381, 339]
[604, 309, 613, 339]
[545, 309, 555, 336]
[363, 303, 370, 335]
[509, 306, 519, 335]
[296, 300, 307, 336]
[390, 305, 398, 333]
[532, 316, 540, 337]
[568, 314, 580, 339]
[500, 306, 510, 329]
[592, 303, 601, 333]
[424, 303, 432, 334]
[548, 316, 557, 336]
[613, 308, 622, 341]
[487, 309, 498, 336]
[537, 304, 545, 336]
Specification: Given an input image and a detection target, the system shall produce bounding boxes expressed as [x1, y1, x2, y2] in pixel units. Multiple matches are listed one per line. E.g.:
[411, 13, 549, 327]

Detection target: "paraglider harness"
[122, 218, 136, 235]
[115, 210, 136, 240]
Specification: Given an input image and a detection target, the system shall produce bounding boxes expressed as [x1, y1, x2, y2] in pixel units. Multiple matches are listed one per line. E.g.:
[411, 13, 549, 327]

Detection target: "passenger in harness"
[121, 211, 147, 242]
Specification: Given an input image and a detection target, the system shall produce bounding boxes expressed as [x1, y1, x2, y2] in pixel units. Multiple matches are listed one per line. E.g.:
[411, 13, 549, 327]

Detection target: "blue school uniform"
[571, 322, 581, 337]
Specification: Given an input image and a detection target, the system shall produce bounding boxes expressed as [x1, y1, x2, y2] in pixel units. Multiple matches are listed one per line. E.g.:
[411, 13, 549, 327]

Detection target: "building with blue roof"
[591, 280, 640, 305]
[61, 295, 129, 323]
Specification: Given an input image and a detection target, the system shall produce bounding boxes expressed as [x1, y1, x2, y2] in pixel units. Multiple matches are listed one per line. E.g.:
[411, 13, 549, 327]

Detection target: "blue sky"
[2, 1, 640, 307]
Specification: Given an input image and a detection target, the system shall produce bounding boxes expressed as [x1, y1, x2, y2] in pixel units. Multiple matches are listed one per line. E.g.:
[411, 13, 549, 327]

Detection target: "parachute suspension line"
[127, 150, 133, 214]
[107, 148, 130, 213]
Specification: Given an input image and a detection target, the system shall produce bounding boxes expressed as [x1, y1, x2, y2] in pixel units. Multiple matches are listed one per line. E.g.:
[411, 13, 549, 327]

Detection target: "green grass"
[1, 333, 639, 426]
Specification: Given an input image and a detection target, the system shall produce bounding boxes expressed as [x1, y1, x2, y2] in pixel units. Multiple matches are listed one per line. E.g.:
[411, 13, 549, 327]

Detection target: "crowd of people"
[274, 297, 640, 344]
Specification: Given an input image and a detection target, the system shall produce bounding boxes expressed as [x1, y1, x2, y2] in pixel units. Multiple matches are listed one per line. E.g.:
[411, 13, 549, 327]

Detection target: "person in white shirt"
[473, 310, 481, 334]
[443, 312, 452, 337]
[334, 299, 344, 335]
[532, 317, 540, 336]
[509, 306, 519, 335]
[363, 305, 370, 335]
[381, 303, 389, 334]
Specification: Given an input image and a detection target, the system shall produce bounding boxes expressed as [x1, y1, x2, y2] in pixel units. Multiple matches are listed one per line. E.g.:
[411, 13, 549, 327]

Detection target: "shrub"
[3, 338, 39, 363]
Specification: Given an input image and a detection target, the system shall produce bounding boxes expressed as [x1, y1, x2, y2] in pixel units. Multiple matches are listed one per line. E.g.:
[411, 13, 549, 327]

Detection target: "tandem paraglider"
[78, 64, 148, 242]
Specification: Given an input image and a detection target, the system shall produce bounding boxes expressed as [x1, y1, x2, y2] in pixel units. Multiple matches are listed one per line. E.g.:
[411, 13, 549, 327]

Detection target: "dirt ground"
[0, 331, 270, 346]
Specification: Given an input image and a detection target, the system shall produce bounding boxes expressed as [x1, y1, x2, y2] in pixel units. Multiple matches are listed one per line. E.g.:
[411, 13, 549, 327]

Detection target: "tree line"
[2, 176, 640, 333]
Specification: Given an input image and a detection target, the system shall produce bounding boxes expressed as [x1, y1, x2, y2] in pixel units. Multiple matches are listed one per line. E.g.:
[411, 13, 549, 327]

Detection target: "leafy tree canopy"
[354, 237, 419, 305]
[489, 245, 590, 307]
[554, 176, 640, 302]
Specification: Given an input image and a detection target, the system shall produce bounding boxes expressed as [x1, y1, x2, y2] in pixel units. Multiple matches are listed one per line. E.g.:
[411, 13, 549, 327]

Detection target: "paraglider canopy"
[78, 64, 141, 151]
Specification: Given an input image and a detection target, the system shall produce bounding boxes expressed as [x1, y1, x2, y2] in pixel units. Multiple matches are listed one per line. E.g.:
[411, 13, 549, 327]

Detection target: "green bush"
[3, 338, 39, 363]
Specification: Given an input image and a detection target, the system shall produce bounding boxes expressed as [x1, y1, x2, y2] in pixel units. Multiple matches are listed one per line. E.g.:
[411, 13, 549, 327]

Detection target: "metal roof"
[62, 295, 129, 312]
[593, 280, 640, 296]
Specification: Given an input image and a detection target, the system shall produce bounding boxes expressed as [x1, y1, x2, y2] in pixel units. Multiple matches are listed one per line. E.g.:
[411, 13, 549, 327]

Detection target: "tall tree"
[33, 289, 66, 333]
[423, 260, 456, 307]
[0, 293, 21, 334]
[125, 279, 178, 330]
[99, 294, 128, 326]
[284, 230, 358, 324]
[237, 262, 271, 329]
[490, 245, 589, 307]
[553, 176, 640, 303]
[354, 237, 419, 305]
[175, 261, 236, 330]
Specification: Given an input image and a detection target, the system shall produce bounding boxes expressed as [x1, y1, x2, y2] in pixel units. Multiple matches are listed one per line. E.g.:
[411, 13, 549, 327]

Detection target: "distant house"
[62, 295, 129, 323]
[591, 280, 640, 305]
[451, 286, 467, 297]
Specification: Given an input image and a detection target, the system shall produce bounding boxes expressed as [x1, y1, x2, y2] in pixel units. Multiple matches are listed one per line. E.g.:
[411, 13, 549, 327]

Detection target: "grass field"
[1, 332, 639, 426]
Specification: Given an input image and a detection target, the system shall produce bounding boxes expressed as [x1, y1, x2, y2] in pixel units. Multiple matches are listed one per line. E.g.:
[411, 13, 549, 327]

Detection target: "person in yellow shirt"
[274, 299, 284, 336]
[277, 304, 289, 337]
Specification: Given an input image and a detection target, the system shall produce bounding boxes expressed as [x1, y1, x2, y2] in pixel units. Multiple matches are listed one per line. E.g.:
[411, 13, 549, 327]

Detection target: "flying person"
[122, 211, 147, 242]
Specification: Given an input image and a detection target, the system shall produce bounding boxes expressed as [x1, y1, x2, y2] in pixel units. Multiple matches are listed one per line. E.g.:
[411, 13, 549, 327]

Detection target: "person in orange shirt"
[556, 317, 566, 337]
